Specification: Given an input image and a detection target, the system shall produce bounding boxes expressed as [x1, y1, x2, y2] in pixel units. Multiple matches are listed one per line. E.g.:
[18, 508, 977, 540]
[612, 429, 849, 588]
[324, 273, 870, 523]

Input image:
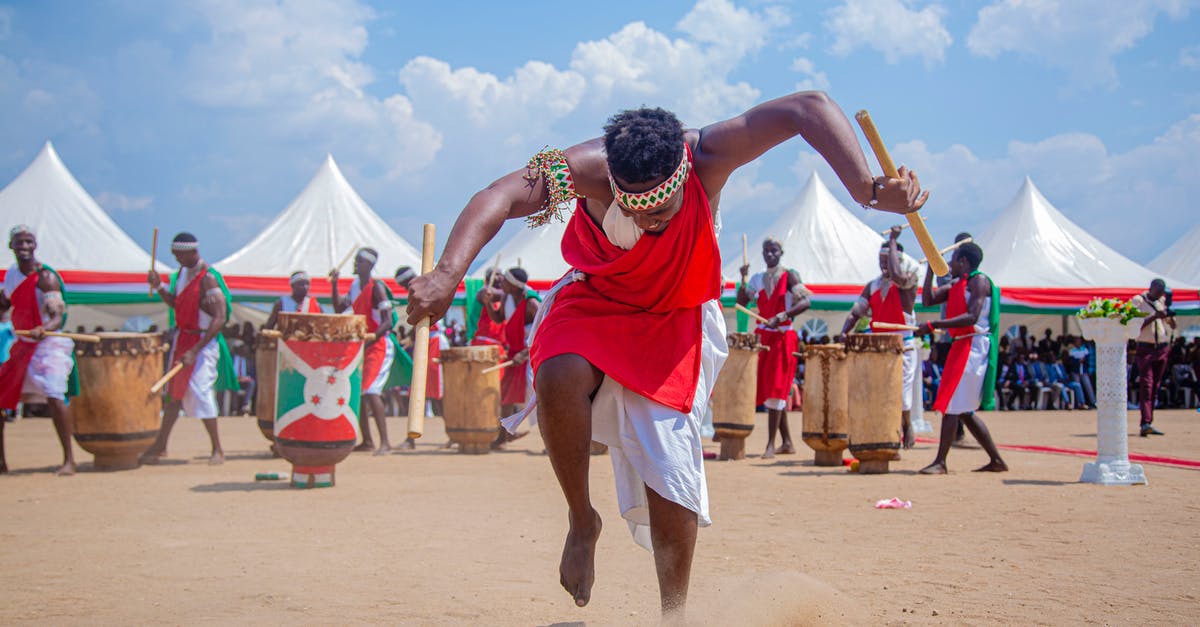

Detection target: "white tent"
[724, 172, 907, 284]
[1149, 223, 1200, 286]
[977, 177, 1182, 288]
[0, 141, 166, 273]
[217, 155, 422, 278]
[471, 216, 571, 282]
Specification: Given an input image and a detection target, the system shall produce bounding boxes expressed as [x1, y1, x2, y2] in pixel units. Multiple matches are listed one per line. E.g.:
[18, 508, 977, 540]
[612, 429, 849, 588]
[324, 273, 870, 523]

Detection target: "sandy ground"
[2, 407, 1198, 625]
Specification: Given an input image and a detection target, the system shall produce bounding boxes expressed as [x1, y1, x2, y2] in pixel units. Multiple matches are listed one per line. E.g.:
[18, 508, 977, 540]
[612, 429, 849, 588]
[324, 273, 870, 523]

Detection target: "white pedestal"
[1077, 317, 1147, 486]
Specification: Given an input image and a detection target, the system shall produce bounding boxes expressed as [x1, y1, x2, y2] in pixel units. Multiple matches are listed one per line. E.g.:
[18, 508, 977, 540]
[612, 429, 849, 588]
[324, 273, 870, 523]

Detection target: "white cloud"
[789, 115, 1200, 261]
[967, 0, 1198, 88]
[824, 0, 953, 67]
[791, 57, 831, 92]
[1181, 44, 1200, 68]
[96, 192, 155, 213]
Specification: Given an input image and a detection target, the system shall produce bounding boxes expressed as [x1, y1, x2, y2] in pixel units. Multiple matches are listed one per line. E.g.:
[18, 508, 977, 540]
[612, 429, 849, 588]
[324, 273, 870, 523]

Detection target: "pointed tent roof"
[0, 141, 166, 272]
[977, 177, 1182, 288]
[724, 172, 904, 284]
[471, 215, 571, 281]
[1149, 223, 1200, 286]
[218, 155, 421, 277]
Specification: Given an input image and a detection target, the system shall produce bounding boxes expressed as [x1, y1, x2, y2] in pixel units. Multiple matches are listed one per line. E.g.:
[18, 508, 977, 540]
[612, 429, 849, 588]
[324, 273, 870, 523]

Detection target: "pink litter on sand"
[875, 497, 912, 509]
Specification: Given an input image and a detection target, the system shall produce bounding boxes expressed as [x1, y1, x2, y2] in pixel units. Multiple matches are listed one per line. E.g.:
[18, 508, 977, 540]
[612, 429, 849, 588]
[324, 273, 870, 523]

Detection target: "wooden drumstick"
[332, 243, 360, 275]
[741, 233, 748, 269]
[481, 360, 514, 375]
[734, 303, 771, 325]
[855, 110, 949, 277]
[148, 227, 158, 297]
[871, 321, 920, 331]
[150, 362, 185, 395]
[878, 224, 909, 236]
[919, 237, 973, 265]
[259, 329, 282, 338]
[15, 330, 101, 343]
[406, 224, 436, 440]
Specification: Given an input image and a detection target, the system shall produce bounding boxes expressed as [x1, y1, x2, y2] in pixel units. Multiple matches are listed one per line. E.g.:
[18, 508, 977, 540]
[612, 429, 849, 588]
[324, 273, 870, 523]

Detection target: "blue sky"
[1, 0, 1197, 270]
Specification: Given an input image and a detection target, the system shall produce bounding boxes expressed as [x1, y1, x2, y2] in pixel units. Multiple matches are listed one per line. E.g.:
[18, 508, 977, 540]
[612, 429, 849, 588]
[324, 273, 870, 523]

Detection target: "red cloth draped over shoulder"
[0, 270, 42, 409]
[301, 297, 321, 313]
[529, 145, 721, 413]
[754, 271, 799, 405]
[168, 270, 205, 402]
[868, 279, 907, 328]
[933, 276, 973, 412]
[501, 295, 529, 405]
[352, 279, 389, 390]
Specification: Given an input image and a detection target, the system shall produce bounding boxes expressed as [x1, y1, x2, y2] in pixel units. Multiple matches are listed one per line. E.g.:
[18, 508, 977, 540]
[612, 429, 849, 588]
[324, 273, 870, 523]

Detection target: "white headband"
[8, 224, 34, 240]
[357, 249, 378, 264]
[289, 272, 310, 285]
[394, 268, 417, 284]
[504, 270, 526, 289]
[171, 241, 199, 251]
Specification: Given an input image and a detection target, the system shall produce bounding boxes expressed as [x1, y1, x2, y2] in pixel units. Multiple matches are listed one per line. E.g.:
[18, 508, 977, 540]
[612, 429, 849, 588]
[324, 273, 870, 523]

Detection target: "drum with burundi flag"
[273, 313, 368, 488]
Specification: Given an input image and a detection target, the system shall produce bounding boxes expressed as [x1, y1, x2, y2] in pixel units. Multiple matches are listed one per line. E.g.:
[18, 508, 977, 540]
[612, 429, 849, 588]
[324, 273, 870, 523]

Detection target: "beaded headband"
[608, 150, 689, 213]
[8, 224, 35, 240]
[171, 241, 199, 252]
[289, 271, 310, 285]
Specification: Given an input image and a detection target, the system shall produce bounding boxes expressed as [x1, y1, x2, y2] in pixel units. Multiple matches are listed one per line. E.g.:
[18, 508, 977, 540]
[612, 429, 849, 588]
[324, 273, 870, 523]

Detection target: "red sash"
[501, 296, 528, 405]
[868, 278, 907, 328]
[426, 324, 443, 400]
[473, 301, 506, 347]
[167, 270, 205, 402]
[530, 145, 721, 412]
[353, 278, 388, 391]
[0, 270, 41, 409]
[754, 272, 799, 404]
[933, 276, 974, 412]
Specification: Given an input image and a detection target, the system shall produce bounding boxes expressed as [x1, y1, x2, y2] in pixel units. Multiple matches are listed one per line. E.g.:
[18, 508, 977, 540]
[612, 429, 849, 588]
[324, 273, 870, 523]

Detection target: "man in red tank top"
[736, 238, 810, 459]
[404, 94, 930, 617]
[332, 248, 396, 455]
[839, 226, 920, 449]
[264, 271, 322, 329]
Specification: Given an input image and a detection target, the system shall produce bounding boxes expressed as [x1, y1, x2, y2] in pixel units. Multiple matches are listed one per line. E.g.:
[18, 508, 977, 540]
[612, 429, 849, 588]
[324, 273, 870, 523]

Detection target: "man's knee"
[536, 354, 602, 400]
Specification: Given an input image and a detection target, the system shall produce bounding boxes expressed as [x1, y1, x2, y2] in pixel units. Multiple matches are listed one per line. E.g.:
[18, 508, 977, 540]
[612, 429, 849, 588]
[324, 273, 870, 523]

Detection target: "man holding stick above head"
[404, 92, 927, 617]
[264, 271, 322, 329]
[483, 267, 539, 419]
[839, 225, 920, 449]
[141, 232, 237, 466]
[736, 237, 810, 459]
[0, 225, 78, 475]
[332, 248, 395, 455]
[914, 241, 1007, 474]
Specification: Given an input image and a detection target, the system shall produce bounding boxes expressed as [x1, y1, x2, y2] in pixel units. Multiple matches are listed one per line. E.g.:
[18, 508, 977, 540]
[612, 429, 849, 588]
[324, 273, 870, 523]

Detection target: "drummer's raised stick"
[481, 360, 514, 375]
[148, 227, 158, 297]
[406, 224, 436, 440]
[150, 362, 185, 395]
[919, 237, 973, 265]
[742, 233, 748, 268]
[878, 224, 909, 237]
[15, 330, 101, 343]
[872, 321, 920, 331]
[734, 303, 770, 325]
[332, 243, 360, 275]
[855, 110, 949, 277]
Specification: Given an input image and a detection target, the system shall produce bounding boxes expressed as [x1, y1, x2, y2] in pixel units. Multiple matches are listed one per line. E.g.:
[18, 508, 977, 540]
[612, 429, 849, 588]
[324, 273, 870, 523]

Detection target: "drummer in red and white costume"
[736, 238, 811, 459]
[471, 268, 507, 354]
[483, 267, 538, 418]
[264, 271, 322, 329]
[0, 225, 77, 475]
[332, 247, 394, 455]
[839, 225, 920, 449]
[405, 96, 928, 616]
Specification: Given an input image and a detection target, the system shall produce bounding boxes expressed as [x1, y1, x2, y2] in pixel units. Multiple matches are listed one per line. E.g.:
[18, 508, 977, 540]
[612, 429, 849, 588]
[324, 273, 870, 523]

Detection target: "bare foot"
[373, 444, 392, 456]
[918, 461, 947, 475]
[777, 442, 796, 455]
[56, 461, 76, 476]
[139, 450, 165, 465]
[208, 452, 225, 466]
[560, 509, 602, 607]
[0, 461, 7, 474]
[762, 443, 776, 459]
[903, 429, 915, 450]
[353, 442, 374, 452]
[973, 460, 1009, 472]
[398, 438, 416, 451]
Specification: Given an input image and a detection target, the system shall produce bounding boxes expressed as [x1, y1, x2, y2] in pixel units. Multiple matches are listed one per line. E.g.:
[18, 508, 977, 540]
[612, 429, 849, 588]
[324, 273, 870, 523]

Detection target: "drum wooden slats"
[846, 333, 903, 474]
[711, 332, 760, 461]
[254, 332, 278, 443]
[72, 333, 166, 470]
[440, 345, 501, 454]
[801, 343, 849, 466]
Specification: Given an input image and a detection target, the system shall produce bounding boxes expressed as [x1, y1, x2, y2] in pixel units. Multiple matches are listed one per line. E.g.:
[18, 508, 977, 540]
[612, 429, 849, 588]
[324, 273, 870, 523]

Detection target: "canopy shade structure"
[1149, 223, 1200, 287]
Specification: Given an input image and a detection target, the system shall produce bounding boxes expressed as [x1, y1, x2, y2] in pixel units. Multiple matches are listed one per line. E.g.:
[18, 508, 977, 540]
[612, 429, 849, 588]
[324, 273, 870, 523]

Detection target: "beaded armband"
[523, 148, 579, 227]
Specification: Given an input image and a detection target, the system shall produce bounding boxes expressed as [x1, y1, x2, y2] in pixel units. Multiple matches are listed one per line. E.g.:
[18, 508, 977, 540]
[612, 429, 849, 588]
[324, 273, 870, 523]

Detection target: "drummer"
[264, 271, 322, 329]
[142, 232, 237, 466]
[736, 238, 811, 459]
[331, 248, 395, 455]
[471, 268, 507, 352]
[483, 267, 538, 420]
[838, 225, 920, 449]
[0, 225, 77, 475]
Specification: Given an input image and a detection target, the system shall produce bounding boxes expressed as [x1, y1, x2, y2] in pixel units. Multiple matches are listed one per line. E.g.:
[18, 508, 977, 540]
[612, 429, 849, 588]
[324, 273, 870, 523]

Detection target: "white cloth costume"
[945, 285, 993, 415]
[3, 265, 73, 402]
[171, 266, 220, 418]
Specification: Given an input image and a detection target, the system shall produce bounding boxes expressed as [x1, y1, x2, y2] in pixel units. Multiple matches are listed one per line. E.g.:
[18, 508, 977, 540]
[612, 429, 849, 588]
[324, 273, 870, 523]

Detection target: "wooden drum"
[440, 345, 502, 454]
[273, 313, 369, 488]
[254, 331, 279, 444]
[72, 333, 168, 470]
[712, 332, 764, 461]
[801, 343, 849, 466]
[846, 333, 904, 474]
